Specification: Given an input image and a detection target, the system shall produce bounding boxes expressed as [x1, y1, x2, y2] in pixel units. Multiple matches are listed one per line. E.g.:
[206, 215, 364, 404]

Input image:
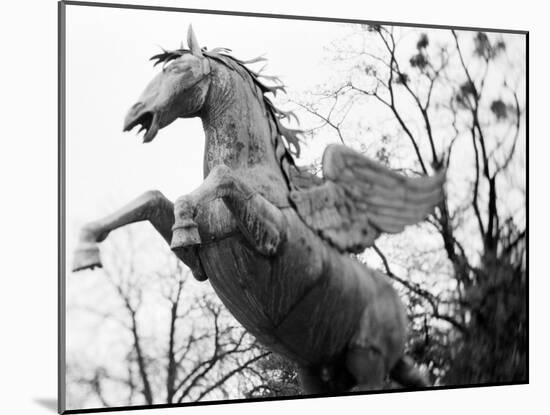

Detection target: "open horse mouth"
[123, 110, 159, 143]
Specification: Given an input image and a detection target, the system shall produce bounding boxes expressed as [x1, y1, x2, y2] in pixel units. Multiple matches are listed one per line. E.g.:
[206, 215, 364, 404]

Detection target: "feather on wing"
[290, 144, 446, 253]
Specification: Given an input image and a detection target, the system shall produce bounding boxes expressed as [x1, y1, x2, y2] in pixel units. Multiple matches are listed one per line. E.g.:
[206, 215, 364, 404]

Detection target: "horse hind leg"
[344, 287, 408, 392]
[346, 347, 430, 390]
[172, 165, 285, 256]
[297, 366, 331, 395]
[345, 345, 388, 392]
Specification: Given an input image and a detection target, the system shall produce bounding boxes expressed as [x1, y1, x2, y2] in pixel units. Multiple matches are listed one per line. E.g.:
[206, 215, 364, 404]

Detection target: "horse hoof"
[171, 220, 202, 249]
[72, 244, 102, 272]
[255, 230, 281, 256]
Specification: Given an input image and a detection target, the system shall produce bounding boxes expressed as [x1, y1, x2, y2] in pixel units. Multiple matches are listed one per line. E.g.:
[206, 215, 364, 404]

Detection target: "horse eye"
[170, 62, 190, 74]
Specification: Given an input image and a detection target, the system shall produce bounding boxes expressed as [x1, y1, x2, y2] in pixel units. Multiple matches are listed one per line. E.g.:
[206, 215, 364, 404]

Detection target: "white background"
[0, 0, 543, 414]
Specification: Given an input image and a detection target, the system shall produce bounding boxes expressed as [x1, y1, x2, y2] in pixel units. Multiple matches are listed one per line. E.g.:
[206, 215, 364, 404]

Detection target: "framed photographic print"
[59, 1, 527, 413]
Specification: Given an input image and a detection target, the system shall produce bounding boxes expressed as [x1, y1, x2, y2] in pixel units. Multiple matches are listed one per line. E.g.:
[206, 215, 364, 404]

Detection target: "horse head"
[122, 24, 302, 189]
[123, 26, 211, 143]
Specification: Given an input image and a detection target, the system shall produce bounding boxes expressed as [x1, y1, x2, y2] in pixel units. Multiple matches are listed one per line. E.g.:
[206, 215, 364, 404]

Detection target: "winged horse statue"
[72, 26, 444, 393]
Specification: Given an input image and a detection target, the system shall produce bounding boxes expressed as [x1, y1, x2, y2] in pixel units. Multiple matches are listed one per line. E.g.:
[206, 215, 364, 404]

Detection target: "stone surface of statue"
[73, 25, 444, 393]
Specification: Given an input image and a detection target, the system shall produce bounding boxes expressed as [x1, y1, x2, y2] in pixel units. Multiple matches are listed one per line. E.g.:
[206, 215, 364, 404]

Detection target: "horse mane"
[150, 46, 304, 188]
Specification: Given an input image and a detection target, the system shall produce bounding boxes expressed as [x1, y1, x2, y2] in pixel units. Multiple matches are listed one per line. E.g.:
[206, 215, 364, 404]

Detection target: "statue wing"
[290, 144, 445, 253]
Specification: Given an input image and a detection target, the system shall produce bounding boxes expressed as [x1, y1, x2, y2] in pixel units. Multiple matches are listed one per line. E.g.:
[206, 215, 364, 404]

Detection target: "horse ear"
[187, 25, 202, 57]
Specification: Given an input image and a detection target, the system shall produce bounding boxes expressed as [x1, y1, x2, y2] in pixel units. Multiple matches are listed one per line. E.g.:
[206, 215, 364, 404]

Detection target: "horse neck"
[199, 63, 283, 180]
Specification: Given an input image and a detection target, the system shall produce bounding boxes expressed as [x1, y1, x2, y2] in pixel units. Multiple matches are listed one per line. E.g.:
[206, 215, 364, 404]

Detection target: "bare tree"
[67, 228, 270, 409]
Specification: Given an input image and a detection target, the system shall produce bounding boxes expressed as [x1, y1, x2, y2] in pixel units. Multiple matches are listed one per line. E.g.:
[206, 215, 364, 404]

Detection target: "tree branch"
[195, 352, 271, 401]
[373, 244, 466, 333]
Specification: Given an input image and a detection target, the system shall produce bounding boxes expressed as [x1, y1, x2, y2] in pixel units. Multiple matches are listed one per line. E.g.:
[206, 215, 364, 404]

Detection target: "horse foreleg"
[72, 190, 206, 280]
[171, 165, 285, 256]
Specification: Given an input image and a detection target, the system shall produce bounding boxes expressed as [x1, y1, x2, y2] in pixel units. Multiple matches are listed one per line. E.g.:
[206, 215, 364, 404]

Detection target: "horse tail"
[389, 356, 430, 388]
